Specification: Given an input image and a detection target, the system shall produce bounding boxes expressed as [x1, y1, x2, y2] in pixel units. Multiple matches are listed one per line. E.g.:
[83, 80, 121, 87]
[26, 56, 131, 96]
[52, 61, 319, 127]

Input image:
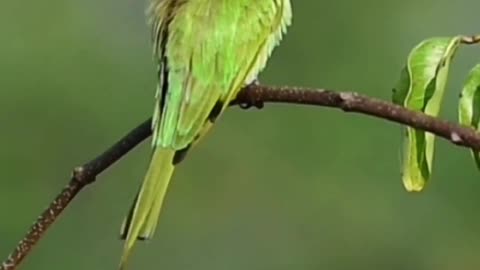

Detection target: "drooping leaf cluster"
[393, 35, 480, 192]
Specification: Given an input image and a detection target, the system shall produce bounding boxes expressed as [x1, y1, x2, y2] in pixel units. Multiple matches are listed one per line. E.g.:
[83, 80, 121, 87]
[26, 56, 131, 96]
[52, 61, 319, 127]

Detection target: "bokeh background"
[1, 1, 480, 269]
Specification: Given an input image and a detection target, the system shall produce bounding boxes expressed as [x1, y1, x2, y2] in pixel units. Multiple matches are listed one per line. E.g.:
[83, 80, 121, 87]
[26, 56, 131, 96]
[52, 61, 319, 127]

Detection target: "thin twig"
[2, 84, 480, 270]
[0, 120, 152, 270]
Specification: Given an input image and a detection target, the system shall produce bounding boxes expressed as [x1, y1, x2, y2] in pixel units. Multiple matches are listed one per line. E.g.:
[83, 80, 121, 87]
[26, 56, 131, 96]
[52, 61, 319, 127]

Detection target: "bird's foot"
[239, 79, 264, 109]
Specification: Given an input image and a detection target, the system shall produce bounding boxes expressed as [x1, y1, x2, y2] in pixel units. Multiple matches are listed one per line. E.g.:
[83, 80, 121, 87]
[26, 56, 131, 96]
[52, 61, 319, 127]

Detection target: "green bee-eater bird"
[119, 0, 292, 267]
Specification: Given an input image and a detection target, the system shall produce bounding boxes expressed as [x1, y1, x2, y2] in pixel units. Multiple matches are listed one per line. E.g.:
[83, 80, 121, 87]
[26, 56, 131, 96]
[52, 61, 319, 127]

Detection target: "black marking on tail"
[208, 100, 224, 123]
[121, 190, 156, 241]
[120, 192, 139, 240]
[173, 144, 192, 165]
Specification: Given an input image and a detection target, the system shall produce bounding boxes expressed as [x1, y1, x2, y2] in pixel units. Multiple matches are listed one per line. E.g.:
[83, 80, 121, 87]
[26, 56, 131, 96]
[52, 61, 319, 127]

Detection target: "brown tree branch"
[0, 119, 152, 270]
[2, 84, 480, 270]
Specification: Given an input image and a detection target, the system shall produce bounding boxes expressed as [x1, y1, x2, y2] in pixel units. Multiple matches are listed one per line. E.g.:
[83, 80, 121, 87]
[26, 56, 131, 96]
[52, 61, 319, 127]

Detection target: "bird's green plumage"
[120, 0, 292, 268]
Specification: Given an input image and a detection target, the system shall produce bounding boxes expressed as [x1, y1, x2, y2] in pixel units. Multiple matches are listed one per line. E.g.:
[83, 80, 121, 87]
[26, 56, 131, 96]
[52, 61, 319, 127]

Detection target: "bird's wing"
[150, 0, 291, 149]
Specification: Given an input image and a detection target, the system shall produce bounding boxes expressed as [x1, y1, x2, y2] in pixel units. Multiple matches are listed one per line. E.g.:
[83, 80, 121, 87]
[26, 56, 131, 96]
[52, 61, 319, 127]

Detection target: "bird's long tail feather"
[119, 148, 176, 269]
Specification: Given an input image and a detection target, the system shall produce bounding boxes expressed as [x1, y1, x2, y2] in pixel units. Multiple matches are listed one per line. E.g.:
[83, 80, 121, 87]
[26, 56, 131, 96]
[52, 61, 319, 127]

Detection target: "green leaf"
[392, 67, 410, 105]
[393, 37, 461, 192]
[459, 64, 480, 169]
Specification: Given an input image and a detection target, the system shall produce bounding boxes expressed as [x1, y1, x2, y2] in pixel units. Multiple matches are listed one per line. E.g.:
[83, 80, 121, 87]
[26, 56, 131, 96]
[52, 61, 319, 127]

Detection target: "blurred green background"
[1, 1, 480, 269]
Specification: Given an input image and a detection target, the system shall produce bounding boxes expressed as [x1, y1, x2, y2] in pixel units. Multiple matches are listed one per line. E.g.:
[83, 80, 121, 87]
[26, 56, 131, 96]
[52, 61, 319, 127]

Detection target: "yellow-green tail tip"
[118, 148, 177, 269]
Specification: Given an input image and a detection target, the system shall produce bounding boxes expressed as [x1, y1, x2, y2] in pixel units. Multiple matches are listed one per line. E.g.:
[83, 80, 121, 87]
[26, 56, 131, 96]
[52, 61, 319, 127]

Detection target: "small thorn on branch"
[461, 35, 480, 45]
[450, 132, 463, 144]
[338, 92, 358, 111]
[72, 166, 95, 185]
